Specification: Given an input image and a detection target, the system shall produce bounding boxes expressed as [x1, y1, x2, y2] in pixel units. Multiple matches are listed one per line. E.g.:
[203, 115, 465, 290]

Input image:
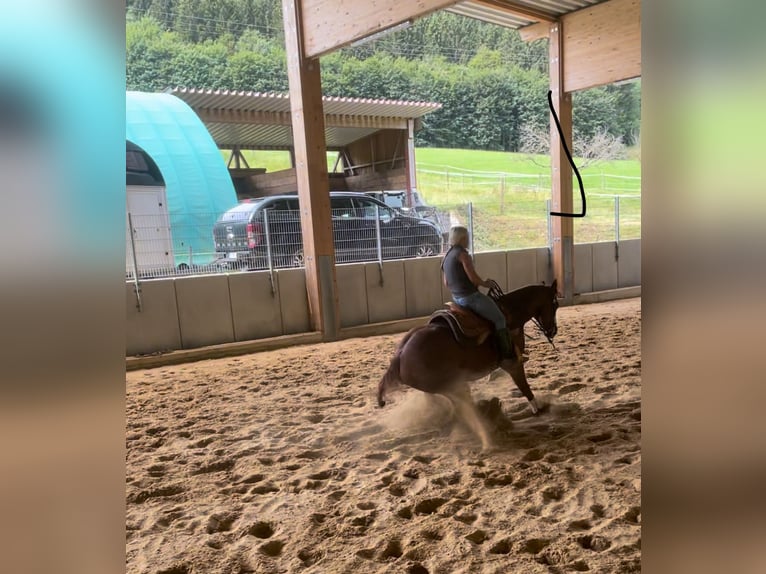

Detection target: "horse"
[376, 280, 559, 451]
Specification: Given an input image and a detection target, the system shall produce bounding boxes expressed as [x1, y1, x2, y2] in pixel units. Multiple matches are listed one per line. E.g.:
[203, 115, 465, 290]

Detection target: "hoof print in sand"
[406, 563, 429, 574]
[128, 484, 184, 504]
[247, 521, 274, 539]
[156, 564, 189, 574]
[623, 506, 641, 524]
[522, 449, 545, 462]
[414, 498, 448, 515]
[465, 529, 489, 544]
[521, 538, 551, 554]
[258, 539, 284, 557]
[297, 548, 320, 566]
[191, 459, 234, 475]
[420, 528, 444, 541]
[587, 432, 612, 443]
[388, 483, 406, 497]
[379, 539, 403, 561]
[205, 513, 236, 534]
[578, 535, 612, 552]
[356, 548, 375, 561]
[568, 519, 592, 531]
[488, 539, 512, 554]
[484, 473, 514, 487]
[542, 485, 565, 502]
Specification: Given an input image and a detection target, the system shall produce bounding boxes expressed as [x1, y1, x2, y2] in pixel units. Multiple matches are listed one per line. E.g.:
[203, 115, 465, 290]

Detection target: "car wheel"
[413, 241, 437, 258]
[291, 248, 305, 267]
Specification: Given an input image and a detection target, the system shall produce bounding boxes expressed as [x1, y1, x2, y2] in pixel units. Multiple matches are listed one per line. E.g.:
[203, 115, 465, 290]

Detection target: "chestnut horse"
[377, 280, 559, 450]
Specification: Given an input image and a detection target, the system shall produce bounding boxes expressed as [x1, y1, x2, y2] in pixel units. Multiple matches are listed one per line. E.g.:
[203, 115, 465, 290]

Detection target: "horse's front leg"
[501, 359, 539, 415]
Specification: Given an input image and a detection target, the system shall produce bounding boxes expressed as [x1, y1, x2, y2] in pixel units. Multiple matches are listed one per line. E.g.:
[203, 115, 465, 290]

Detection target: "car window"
[330, 197, 355, 218]
[351, 198, 393, 220]
[352, 198, 379, 218]
[266, 199, 292, 211]
[219, 202, 259, 222]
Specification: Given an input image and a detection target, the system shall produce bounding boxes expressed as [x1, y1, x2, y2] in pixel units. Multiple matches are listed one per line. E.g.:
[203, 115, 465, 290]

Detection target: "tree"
[519, 123, 627, 168]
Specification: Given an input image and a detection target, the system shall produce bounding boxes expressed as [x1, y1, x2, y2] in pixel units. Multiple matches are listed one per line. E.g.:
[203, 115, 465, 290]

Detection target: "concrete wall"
[228, 272, 282, 340]
[126, 280, 182, 356]
[404, 256, 443, 317]
[175, 275, 235, 348]
[618, 239, 641, 288]
[337, 263, 369, 327]
[366, 260, 406, 324]
[126, 240, 640, 356]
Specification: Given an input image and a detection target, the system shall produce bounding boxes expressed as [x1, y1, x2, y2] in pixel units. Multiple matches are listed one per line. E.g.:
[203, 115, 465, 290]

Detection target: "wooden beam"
[519, 21, 549, 42]
[196, 108, 408, 130]
[472, 0, 555, 23]
[405, 120, 416, 207]
[549, 21, 574, 302]
[301, 0, 460, 59]
[562, 0, 641, 92]
[282, 0, 340, 338]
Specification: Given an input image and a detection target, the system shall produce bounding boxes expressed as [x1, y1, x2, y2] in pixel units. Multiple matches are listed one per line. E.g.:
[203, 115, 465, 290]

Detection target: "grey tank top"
[442, 245, 477, 298]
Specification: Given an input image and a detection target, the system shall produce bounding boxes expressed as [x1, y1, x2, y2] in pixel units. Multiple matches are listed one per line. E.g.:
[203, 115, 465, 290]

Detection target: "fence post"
[264, 209, 276, 295]
[375, 204, 384, 286]
[614, 195, 621, 261]
[500, 177, 505, 215]
[546, 199, 553, 270]
[468, 202, 474, 257]
[128, 213, 142, 312]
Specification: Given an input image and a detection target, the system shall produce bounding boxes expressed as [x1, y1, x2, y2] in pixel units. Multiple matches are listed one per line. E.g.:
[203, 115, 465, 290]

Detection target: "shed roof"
[447, 0, 605, 30]
[169, 87, 442, 150]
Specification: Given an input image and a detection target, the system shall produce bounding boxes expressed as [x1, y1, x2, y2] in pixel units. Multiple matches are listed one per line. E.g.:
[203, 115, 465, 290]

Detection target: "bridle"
[487, 280, 558, 351]
[532, 316, 557, 351]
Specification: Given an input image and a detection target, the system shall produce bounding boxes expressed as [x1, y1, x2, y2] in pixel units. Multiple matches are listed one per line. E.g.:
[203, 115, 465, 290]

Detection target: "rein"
[532, 317, 558, 352]
[487, 280, 557, 352]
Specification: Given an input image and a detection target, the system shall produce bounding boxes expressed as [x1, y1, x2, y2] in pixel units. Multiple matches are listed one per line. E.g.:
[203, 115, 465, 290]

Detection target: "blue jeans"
[453, 291, 506, 331]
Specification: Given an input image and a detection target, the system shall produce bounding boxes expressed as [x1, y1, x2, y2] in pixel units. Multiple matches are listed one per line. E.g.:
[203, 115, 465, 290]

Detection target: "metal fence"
[126, 193, 640, 281]
[126, 205, 454, 280]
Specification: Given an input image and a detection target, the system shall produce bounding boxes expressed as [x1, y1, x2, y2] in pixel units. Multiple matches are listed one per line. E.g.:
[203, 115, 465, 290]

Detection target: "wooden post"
[405, 119, 416, 207]
[549, 20, 574, 302]
[282, 0, 339, 338]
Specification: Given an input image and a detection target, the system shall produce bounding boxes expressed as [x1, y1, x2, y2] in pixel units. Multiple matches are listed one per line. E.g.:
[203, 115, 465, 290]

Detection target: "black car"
[213, 192, 444, 269]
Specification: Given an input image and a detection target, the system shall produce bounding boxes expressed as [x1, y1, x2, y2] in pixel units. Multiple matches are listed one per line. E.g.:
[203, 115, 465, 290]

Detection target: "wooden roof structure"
[279, 0, 641, 337]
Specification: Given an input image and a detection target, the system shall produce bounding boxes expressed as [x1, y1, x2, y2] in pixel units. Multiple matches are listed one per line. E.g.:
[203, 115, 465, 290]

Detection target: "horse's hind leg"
[443, 382, 493, 451]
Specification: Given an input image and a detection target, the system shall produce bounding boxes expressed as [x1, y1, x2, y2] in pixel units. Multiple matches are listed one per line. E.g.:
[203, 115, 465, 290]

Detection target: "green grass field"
[225, 147, 641, 250]
[414, 148, 641, 250]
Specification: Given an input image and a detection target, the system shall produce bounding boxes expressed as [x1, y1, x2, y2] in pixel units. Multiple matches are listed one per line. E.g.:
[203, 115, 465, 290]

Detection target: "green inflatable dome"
[126, 91, 237, 267]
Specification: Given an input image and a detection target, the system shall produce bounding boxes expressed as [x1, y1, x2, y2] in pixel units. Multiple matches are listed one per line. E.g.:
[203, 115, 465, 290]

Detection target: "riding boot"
[494, 328, 517, 361]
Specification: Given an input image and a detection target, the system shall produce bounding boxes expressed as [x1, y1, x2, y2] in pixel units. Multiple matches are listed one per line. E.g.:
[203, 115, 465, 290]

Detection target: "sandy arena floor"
[126, 298, 641, 574]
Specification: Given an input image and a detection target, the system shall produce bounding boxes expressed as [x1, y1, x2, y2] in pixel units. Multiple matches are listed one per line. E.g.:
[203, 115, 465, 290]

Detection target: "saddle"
[428, 302, 494, 346]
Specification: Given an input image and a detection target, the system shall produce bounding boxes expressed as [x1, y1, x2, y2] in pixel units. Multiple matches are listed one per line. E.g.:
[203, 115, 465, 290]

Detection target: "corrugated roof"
[447, 0, 606, 29]
[170, 88, 441, 120]
[169, 88, 441, 149]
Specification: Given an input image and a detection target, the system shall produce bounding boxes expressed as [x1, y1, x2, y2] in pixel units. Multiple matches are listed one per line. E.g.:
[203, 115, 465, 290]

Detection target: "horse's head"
[534, 279, 559, 341]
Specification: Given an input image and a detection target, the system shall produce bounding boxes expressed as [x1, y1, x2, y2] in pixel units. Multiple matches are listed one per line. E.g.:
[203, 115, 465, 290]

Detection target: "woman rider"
[441, 226, 515, 360]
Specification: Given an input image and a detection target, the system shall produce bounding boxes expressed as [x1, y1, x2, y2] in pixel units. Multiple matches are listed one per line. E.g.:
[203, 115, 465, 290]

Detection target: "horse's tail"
[377, 327, 418, 408]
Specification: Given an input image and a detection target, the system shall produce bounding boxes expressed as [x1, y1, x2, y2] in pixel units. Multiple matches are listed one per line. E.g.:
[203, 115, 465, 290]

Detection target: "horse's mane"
[499, 283, 549, 305]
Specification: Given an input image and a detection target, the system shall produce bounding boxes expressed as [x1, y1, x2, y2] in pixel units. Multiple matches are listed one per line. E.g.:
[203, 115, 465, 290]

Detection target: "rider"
[441, 226, 516, 360]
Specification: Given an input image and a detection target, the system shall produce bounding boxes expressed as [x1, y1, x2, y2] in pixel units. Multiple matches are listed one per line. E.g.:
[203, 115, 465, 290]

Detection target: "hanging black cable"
[548, 90, 586, 218]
